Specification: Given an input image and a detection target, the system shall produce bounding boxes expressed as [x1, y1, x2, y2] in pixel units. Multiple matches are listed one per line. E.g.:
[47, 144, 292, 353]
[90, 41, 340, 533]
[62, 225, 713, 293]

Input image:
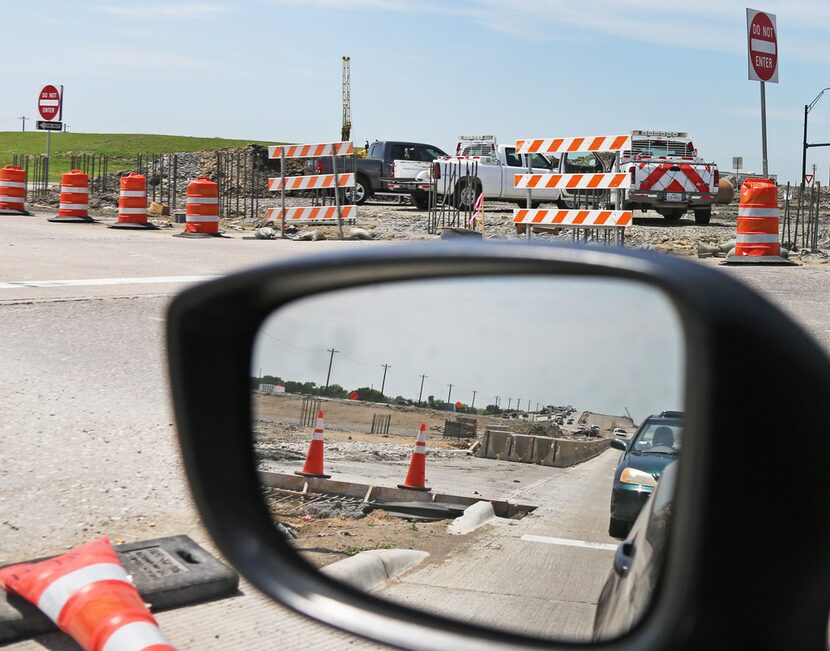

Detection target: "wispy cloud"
[96, 2, 230, 19]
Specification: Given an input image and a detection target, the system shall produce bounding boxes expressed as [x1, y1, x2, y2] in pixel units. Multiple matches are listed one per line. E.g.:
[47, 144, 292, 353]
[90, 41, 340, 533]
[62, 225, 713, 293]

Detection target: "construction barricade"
[513, 134, 633, 245]
[724, 177, 794, 266]
[109, 172, 158, 230]
[266, 141, 356, 239]
[174, 176, 223, 238]
[49, 170, 95, 223]
[0, 165, 28, 215]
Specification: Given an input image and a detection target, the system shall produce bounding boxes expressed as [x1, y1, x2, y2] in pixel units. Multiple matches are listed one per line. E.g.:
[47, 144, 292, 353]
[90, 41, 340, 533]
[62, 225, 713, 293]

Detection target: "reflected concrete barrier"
[508, 434, 536, 463]
[485, 430, 512, 460]
[532, 437, 557, 466]
[258, 472, 536, 518]
[552, 438, 610, 467]
[476, 434, 609, 467]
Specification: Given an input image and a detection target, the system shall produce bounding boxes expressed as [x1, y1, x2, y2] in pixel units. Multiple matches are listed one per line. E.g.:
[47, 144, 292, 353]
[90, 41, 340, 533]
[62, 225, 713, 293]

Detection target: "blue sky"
[2, 1, 829, 183]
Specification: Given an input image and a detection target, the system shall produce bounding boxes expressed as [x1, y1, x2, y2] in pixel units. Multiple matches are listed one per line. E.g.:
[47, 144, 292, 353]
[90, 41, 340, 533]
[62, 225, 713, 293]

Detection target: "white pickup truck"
[416, 138, 562, 210]
[621, 130, 719, 224]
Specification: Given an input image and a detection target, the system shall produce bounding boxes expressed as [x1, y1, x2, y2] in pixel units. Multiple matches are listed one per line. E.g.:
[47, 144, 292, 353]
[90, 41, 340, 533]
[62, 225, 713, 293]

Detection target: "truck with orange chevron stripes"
[621, 130, 719, 225]
[419, 132, 719, 224]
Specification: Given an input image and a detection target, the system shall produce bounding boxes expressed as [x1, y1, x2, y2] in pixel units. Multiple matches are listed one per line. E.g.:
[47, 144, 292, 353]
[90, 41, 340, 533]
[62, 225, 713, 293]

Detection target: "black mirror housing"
[167, 241, 830, 650]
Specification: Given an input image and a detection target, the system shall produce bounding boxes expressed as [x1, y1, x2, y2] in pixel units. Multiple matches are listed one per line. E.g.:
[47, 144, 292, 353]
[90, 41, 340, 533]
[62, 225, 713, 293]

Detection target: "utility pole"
[18, 116, 27, 132]
[471, 390, 477, 410]
[324, 348, 339, 389]
[517, 399, 522, 412]
[341, 56, 351, 142]
[380, 363, 390, 400]
[495, 396, 500, 408]
[418, 374, 427, 406]
[507, 398, 512, 410]
[446, 383, 454, 407]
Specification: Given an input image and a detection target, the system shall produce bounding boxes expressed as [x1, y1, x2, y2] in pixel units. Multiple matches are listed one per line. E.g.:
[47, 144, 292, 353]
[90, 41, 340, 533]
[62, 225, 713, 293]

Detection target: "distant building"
[258, 383, 285, 395]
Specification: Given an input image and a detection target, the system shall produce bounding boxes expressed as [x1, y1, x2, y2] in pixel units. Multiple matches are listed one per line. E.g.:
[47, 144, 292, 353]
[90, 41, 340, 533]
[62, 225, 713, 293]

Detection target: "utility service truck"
[621, 130, 719, 224]
[414, 136, 562, 210]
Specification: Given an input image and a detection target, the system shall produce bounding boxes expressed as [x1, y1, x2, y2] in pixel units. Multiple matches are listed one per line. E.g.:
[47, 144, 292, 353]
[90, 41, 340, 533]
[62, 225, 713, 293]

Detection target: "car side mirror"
[167, 242, 830, 650]
[611, 439, 627, 451]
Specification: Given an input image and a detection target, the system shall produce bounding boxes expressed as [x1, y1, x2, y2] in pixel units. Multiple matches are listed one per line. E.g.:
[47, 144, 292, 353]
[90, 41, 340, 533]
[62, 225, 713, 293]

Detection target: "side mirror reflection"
[251, 275, 685, 643]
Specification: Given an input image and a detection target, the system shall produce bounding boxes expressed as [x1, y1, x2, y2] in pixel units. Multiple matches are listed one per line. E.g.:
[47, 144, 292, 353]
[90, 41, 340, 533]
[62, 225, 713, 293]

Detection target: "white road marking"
[0, 275, 215, 289]
[521, 534, 617, 551]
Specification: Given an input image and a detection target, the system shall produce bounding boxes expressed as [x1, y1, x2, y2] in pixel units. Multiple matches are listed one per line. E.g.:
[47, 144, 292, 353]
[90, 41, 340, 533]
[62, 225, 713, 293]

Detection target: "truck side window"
[528, 153, 552, 170]
[564, 152, 600, 173]
[505, 148, 522, 167]
[388, 145, 406, 161]
[414, 146, 445, 162]
[368, 143, 382, 159]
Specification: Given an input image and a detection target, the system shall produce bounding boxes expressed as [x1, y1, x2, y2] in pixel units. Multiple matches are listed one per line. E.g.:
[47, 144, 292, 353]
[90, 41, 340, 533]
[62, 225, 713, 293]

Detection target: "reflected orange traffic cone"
[0, 537, 176, 651]
[399, 423, 431, 491]
[296, 409, 331, 478]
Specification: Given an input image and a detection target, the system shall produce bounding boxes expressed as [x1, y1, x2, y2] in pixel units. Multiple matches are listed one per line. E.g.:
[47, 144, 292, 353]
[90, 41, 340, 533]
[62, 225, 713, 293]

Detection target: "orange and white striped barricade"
[513, 134, 633, 244]
[173, 176, 224, 238]
[49, 170, 95, 223]
[267, 141, 355, 239]
[109, 172, 159, 230]
[0, 165, 29, 215]
[0, 537, 176, 651]
[724, 178, 794, 266]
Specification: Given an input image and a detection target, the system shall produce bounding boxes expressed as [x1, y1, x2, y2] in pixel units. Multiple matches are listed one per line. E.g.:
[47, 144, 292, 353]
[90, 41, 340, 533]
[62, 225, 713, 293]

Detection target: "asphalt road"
[2, 210, 829, 649]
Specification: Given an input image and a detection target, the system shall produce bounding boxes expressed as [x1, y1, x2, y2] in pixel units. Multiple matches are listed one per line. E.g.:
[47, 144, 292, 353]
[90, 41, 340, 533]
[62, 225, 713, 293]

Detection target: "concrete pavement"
[2, 210, 829, 648]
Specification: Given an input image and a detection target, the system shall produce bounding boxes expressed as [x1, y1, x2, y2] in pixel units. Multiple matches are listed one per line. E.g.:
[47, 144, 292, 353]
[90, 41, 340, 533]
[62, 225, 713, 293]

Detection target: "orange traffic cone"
[0, 537, 176, 651]
[398, 423, 431, 491]
[295, 409, 331, 478]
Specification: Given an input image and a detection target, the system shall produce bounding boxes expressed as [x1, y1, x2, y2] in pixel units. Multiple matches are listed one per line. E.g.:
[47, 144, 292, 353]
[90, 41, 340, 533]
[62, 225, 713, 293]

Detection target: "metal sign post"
[746, 8, 778, 178]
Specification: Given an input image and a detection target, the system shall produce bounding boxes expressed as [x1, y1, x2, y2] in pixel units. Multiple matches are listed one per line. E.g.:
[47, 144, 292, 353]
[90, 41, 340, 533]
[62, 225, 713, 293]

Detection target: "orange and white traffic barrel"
[174, 177, 223, 238]
[725, 178, 793, 265]
[49, 169, 94, 223]
[109, 172, 158, 230]
[0, 165, 28, 215]
[0, 537, 176, 651]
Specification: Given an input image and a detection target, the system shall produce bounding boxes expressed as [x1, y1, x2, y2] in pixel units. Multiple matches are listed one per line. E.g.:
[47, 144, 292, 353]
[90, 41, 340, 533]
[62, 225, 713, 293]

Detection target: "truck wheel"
[608, 517, 629, 539]
[413, 193, 431, 210]
[556, 197, 577, 210]
[455, 178, 481, 211]
[516, 200, 541, 210]
[694, 208, 712, 225]
[660, 209, 685, 221]
[349, 177, 369, 205]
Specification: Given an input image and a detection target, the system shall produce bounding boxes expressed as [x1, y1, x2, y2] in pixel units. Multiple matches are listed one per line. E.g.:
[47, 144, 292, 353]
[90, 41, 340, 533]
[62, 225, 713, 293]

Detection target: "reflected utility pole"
[446, 383, 454, 406]
[380, 363, 390, 401]
[418, 374, 427, 406]
[471, 390, 477, 410]
[324, 348, 339, 389]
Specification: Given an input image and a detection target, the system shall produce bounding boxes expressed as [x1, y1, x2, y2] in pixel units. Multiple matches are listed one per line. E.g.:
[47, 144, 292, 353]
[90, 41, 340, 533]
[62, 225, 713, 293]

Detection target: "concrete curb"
[322, 548, 429, 592]
[448, 500, 496, 535]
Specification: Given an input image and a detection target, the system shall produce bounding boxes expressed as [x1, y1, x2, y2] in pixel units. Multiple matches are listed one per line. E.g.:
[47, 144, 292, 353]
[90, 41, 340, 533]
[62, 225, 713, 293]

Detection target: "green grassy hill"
[0, 132, 276, 181]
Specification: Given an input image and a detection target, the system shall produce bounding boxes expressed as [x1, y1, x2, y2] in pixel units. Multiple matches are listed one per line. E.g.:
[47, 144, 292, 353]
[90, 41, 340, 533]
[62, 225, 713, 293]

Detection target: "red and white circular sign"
[38, 85, 61, 120]
[748, 11, 777, 82]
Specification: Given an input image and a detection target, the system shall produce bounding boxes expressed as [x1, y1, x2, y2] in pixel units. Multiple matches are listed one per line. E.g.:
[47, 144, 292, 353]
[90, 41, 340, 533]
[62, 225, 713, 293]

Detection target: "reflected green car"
[608, 411, 682, 538]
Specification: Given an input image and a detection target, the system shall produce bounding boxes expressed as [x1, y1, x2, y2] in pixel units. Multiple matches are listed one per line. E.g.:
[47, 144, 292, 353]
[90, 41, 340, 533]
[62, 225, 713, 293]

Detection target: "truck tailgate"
[633, 162, 715, 193]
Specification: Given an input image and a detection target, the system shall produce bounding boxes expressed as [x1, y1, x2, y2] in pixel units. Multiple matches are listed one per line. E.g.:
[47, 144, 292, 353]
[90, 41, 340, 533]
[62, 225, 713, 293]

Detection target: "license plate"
[666, 192, 683, 202]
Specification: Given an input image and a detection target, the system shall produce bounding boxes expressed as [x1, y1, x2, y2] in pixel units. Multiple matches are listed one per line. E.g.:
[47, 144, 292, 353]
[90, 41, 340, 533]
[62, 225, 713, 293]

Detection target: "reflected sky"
[252, 276, 685, 420]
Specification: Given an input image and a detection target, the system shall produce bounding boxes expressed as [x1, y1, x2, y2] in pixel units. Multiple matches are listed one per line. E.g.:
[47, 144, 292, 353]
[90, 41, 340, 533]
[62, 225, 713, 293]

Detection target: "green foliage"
[352, 387, 385, 403]
[0, 131, 275, 182]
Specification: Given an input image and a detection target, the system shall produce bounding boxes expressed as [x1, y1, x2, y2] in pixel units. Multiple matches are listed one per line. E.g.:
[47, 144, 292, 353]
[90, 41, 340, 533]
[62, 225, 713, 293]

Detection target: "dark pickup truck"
[305, 140, 446, 206]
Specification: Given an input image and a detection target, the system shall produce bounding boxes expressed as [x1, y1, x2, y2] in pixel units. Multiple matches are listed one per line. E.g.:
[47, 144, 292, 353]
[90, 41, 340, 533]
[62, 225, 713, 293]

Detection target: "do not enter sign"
[747, 9, 778, 83]
[38, 85, 62, 120]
